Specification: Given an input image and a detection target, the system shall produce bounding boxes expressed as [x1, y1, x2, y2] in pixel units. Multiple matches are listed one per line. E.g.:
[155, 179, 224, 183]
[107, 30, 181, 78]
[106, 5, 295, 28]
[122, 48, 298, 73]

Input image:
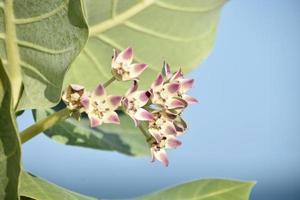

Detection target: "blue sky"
[18, 1, 300, 199]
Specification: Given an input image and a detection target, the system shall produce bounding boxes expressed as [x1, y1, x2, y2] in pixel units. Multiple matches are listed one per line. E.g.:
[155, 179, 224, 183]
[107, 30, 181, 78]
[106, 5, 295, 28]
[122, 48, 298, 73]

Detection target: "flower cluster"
[146, 62, 198, 166]
[62, 47, 198, 166]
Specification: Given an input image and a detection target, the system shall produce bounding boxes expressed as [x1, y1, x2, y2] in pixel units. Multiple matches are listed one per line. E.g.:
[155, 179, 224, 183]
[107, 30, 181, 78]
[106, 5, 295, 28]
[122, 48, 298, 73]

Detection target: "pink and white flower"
[148, 110, 177, 141]
[148, 110, 187, 140]
[150, 135, 182, 166]
[150, 74, 187, 109]
[111, 47, 148, 81]
[80, 84, 122, 128]
[122, 81, 153, 125]
[150, 63, 198, 109]
[62, 84, 85, 110]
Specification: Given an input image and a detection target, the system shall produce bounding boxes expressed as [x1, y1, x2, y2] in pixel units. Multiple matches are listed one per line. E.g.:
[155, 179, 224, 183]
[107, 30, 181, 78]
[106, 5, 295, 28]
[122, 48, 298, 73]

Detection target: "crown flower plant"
[58, 48, 198, 166]
[150, 62, 198, 111]
[122, 80, 154, 126]
[111, 47, 148, 81]
[80, 84, 122, 127]
[1, 1, 257, 198]
[62, 84, 85, 111]
[18, 47, 198, 167]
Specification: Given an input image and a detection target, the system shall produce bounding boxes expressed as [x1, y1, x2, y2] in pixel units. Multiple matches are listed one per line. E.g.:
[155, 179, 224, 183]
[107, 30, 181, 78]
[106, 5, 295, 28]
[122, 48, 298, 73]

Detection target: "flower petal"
[174, 116, 187, 136]
[167, 98, 187, 109]
[166, 82, 180, 94]
[70, 84, 84, 91]
[80, 94, 90, 110]
[152, 74, 164, 89]
[129, 63, 148, 78]
[181, 79, 194, 93]
[90, 116, 102, 128]
[122, 97, 129, 108]
[133, 90, 150, 107]
[134, 108, 154, 121]
[162, 61, 171, 77]
[111, 49, 119, 69]
[164, 110, 177, 120]
[116, 47, 133, 65]
[107, 95, 122, 109]
[103, 112, 120, 124]
[149, 128, 161, 142]
[182, 94, 198, 104]
[155, 149, 169, 167]
[94, 84, 105, 97]
[150, 148, 156, 162]
[128, 113, 139, 126]
[166, 136, 182, 149]
[171, 68, 183, 81]
[126, 80, 139, 95]
[162, 122, 177, 135]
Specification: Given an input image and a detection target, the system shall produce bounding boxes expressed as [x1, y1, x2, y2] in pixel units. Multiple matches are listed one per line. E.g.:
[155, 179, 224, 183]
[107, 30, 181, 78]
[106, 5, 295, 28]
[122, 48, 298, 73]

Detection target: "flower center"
[150, 113, 167, 130]
[116, 62, 130, 76]
[128, 98, 138, 113]
[91, 100, 109, 118]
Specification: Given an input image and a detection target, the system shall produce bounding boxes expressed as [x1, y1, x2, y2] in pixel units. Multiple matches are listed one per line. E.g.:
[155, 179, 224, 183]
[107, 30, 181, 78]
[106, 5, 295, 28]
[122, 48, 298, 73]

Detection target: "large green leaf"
[20, 171, 96, 200]
[34, 108, 149, 156]
[134, 179, 255, 200]
[0, 60, 21, 199]
[0, 0, 89, 110]
[65, 0, 225, 93]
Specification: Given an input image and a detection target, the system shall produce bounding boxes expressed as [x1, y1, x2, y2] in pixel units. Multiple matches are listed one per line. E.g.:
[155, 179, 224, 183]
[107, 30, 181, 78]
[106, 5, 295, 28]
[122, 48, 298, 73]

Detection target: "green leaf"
[0, 60, 21, 199]
[0, 0, 89, 110]
[65, 0, 226, 93]
[20, 171, 96, 200]
[34, 108, 149, 156]
[134, 179, 255, 200]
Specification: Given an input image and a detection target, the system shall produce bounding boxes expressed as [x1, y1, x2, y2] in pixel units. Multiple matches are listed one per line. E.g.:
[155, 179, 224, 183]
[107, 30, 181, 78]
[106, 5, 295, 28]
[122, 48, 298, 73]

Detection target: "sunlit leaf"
[20, 171, 96, 200]
[34, 108, 149, 156]
[0, 60, 21, 199]
[0, 0, 89, 110]
[65, 0, 226, 93]
[134, 179, 255, 200]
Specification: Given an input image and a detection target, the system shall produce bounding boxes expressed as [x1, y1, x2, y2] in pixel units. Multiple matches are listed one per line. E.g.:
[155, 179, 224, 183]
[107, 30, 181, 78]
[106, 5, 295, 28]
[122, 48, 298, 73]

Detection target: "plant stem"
[138, 124, 151, 141]
[103, 77, 116, 88]
[20, 108, 70, 144]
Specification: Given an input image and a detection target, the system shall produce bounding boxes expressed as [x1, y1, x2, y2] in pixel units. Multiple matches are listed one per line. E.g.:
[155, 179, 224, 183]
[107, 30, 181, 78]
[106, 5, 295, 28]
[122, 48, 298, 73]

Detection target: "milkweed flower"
[80, 84, 122, 127]
[122, 80, 153, 126]
[150, 135, 182, 167]
[169, 68, 198, 105]
[111, 47, 148, 81]
[61, 50, 197, 167]
[147, 109, 185, 166]
[62, 84, 85, 110]
[145, 62, 198, 166]
[150, 74, 187, 109]
[150, 62, 198, 109]
[148, 110, 178, 141]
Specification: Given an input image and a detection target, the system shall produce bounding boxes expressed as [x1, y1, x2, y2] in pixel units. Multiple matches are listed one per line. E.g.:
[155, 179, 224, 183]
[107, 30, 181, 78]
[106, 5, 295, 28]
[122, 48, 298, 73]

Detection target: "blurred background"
[18, 0, 300, 199]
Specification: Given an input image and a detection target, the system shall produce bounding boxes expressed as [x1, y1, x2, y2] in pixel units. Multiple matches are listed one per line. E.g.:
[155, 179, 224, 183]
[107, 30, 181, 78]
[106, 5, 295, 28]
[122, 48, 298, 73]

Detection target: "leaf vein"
[111, 0, 118, 18]
[195, 184, 249, 200]
[82, 48, 111, 78]
[90, 0, 155, 36]
[19, 60, 59, 88]
[155, 0, 225, 13]
[17, 39, 73, 54]
[124, 21, 205, 42]
[14, 0, 69, 24]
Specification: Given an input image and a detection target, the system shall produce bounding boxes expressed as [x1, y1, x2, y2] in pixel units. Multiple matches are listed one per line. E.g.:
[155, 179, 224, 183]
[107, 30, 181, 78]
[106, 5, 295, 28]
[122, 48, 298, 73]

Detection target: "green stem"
[19, 108, 70, 144]
[103, 76, 116, 88]
[138, 124, 152, 141]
